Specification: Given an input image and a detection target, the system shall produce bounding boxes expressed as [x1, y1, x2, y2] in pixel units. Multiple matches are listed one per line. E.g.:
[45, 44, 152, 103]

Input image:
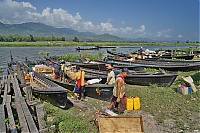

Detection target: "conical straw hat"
[182, 76, 197, 92]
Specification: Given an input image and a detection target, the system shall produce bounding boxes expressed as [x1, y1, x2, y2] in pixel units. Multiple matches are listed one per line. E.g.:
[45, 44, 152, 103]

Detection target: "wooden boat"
[70, 61, 107, 70]
[107, 50, 128, 57]
[95, 46, 116, 49]
[45, 56, 108, 71]
[95, 60, 144, 71]
[23, 61, 114, 101]
[107, 57, 200, 71]
[81, 68, 177, 87]
[75, 47, 99, 51]
[124, 72, 177, 87]
[108, 49, 195, 60]
[9, 61, 69, 109]
[160, 54, 195, 60]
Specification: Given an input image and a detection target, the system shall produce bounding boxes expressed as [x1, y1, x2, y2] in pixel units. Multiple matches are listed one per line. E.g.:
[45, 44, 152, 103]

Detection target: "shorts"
[110, 95, 126, 113]
[74, 85, 85, 93]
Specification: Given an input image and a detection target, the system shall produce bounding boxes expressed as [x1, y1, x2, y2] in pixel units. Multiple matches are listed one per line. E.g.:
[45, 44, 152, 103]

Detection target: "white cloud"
[97, 22, 117, 33]
[82, 21, 94, 30]
[21, 2, 36, 10]
[155, 29, 172, 38]
[178, 35, 183, 38]
[0, 0, 82, 28]
[120, 27, 132, 33]
[0, 0, 179, 40]
[134, 25, 145, 33]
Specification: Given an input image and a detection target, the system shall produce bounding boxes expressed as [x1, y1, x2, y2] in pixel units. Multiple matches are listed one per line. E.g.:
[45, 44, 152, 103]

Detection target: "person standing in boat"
[74, 65, 85, 100]
[139, 47, 143, 59]
[105, 65, 115, 85]
[107, 68, 128, 113]
[60, 60, 66, 81]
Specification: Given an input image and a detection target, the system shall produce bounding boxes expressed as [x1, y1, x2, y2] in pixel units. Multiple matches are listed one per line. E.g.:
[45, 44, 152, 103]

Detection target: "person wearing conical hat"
[105, 65, 115, 85]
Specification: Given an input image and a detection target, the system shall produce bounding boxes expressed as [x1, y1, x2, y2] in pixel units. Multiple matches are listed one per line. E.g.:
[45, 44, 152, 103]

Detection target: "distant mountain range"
[0, 22, 168, 42]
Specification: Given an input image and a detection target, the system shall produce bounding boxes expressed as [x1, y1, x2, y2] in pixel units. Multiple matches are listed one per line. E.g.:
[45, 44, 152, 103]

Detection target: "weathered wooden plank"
[36, 104, 46, 130]
[17, 65, 26, 86]
[11, 74, 39, 132]
[7, 76, 11, 94]
[25, 86, 33, 102]
[6, 103, 18, 133]
[11, 75, 30, 132]
[15, 103, 30, 133]
[0, 104, 6, 133]
[6, 95, 12, 103]
[21, 102, 39, 133]
[2, 83, 8, 105]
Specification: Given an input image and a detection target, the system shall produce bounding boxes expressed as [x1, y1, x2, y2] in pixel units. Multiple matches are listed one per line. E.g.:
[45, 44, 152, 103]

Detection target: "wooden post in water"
[17, 64, 26, 86]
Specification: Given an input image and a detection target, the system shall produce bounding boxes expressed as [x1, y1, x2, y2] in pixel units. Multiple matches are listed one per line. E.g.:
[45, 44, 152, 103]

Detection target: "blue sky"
[0, 0, 199, 41]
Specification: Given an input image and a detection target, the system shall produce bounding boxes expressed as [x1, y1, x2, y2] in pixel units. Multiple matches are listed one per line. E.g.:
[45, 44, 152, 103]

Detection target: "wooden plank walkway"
[0, 104, 6, 133]
[0, 74, 39, 133]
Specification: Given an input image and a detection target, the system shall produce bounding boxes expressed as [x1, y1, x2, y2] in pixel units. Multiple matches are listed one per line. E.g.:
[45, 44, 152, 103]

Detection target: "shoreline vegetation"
[44, 70, 200, 132]
[0, 41, 199, 47]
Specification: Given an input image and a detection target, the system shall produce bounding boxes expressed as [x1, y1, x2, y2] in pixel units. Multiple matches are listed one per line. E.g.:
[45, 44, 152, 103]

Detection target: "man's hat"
[106, 65, 113, 70]
[122, 68, 129, 72]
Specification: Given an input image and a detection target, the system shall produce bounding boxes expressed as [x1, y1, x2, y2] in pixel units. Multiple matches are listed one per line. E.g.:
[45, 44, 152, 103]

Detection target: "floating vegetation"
[57, 53, 103, 61]
[0, 68, 3, 73]
[39, 51, 50, 56]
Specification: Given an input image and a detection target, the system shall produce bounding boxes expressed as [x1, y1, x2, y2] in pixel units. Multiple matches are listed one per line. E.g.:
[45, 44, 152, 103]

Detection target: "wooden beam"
[0, 104, 6, 133]
[6, 102, 18, 133]
[36, 104, 46, 130]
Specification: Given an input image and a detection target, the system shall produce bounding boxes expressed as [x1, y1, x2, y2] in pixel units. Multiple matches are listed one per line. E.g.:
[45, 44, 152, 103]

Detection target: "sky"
[0, 0, 199, 41]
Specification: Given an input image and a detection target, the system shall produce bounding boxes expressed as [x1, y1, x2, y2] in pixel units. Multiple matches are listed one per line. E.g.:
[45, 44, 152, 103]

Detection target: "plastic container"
[133, 96, 140, 110]
[126, 98, 134, 110]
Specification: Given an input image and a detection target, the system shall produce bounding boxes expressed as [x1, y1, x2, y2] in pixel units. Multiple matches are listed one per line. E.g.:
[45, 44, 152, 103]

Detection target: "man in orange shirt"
[74, 65, 85, 100]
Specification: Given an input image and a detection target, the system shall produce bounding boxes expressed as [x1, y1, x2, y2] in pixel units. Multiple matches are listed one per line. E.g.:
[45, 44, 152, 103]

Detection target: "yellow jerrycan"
[126, 98, 134, 110]
[133, 96, 140, 110]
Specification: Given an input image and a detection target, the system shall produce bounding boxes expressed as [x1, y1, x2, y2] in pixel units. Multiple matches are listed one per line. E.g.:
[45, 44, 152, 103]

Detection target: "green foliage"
[57, 53, 103, 61]
[1, 41, 198, 47]
[38, 51, 50, 56]
[45, 103, 94, 133]
[0, 68, 3, 73]
[0, 35, 66, 42]
[144, 68, 159, 72]
[73, 37, 80, 42]
[4, 118, 9, 124]
[126, 70, 200, 131]
[112, 48, 116, 51]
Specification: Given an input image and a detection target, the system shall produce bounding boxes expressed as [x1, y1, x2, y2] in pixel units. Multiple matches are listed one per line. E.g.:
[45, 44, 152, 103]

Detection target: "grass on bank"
[0, 41, 199, 47]
[44, 70, 199, 132]
[126, 70, 200, 131]
[57, 53, 103, 61]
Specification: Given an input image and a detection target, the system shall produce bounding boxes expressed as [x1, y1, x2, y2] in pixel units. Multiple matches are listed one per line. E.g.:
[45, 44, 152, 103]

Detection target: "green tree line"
[0, 34, 65, 42]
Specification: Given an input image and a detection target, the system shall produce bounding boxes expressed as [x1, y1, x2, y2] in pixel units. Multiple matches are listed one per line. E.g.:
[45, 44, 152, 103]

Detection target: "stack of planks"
[0, 75, 39, 133]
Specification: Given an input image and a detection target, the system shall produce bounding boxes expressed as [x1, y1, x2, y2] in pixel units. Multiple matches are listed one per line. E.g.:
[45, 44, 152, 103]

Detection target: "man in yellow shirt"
[74, 65, 85, 100]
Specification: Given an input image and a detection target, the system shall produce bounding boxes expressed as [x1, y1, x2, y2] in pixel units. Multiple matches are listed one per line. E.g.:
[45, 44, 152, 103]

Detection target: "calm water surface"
[0, 45, 189, 75]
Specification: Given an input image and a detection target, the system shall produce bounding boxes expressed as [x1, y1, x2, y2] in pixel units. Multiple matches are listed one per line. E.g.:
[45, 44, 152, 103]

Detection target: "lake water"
[0, 45, 189, 75]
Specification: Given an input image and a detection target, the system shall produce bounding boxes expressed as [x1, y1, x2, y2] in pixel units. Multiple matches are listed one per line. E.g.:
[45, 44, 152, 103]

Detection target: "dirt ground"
[72, 97, 200, 133]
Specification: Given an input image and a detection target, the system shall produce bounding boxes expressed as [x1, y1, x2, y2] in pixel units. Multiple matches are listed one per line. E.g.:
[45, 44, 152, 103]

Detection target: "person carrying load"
[107, 68, 128, 113]
[74, 65, 85, 100]
[60, 60, 67, 81]
[105, 65, 115, 85]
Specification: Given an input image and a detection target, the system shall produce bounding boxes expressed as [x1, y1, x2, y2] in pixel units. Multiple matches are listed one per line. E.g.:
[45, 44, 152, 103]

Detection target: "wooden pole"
[36, 104, 47, 131]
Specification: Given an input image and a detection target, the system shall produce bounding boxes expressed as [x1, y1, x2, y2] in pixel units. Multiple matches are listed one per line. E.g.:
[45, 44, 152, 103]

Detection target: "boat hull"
[125, 74, 177, 87]
[45, 75, 114, 101]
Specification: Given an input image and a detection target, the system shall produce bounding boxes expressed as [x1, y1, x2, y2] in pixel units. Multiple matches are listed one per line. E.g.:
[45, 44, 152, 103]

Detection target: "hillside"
[0, 22, 125, 41]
